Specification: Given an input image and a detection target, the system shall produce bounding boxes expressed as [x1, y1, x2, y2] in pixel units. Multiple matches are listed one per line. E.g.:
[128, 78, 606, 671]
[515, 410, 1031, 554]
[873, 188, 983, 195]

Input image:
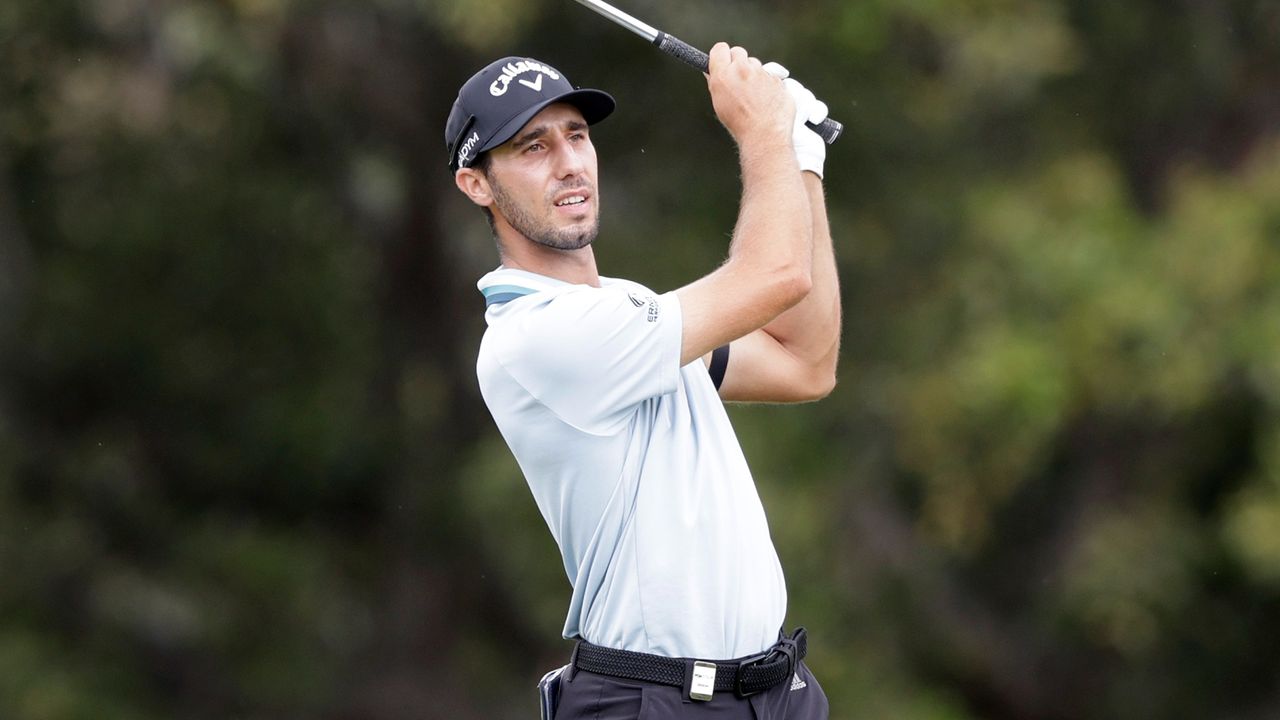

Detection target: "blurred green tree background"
[2, 0, 1279, 718]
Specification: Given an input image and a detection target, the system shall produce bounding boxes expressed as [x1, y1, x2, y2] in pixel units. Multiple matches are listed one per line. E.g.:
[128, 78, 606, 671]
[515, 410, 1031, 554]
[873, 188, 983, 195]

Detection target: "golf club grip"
[654, 32, 843, 145]
[810, 116, 842, 145]
[654, 31, 711, 72]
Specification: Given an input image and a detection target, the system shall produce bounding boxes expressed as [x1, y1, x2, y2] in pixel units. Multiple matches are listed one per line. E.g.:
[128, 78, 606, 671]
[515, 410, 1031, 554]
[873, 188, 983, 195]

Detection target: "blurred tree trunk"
[0, 145, 32, 353]
[277, 9, 542, 716]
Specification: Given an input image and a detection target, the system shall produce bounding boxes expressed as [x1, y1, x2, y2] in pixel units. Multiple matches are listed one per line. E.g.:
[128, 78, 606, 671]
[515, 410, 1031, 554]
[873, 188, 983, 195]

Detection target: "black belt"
[572, 627, 807, 698]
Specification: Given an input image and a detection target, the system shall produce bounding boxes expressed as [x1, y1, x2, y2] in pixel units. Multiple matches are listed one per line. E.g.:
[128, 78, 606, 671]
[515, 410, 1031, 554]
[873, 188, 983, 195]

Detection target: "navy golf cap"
[445, 56, 615, 172]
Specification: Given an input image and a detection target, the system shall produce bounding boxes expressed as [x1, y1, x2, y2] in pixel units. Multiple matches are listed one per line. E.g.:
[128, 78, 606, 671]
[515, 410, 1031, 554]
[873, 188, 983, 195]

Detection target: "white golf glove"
[762, 62, 828, 178]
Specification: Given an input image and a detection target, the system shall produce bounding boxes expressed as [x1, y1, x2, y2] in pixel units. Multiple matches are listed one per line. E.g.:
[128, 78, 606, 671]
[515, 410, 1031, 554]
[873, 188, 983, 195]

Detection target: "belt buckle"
[735, 637, 798, 698]
[734, 651, 768, 698]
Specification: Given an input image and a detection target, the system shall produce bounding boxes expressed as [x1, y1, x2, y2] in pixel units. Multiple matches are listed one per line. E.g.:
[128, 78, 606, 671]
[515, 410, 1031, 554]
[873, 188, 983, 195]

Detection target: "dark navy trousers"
[553, 660, 829, 719]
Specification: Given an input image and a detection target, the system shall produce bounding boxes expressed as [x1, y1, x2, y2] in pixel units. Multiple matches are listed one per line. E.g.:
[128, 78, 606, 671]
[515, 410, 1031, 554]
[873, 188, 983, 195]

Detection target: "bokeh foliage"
[2, 0, 1280, 718]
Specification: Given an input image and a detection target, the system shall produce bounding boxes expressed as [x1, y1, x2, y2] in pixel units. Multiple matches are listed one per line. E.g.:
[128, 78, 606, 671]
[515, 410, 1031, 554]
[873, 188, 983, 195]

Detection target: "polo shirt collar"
[477, 267, 571, 307]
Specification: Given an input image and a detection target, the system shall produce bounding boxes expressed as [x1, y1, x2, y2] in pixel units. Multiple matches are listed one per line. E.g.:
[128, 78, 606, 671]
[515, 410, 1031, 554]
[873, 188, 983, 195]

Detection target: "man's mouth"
[555, 195, 587, 207]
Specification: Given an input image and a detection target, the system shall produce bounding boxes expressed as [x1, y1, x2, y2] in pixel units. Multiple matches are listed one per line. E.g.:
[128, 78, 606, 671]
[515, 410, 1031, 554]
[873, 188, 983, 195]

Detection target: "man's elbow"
[794, 368, 837, 402]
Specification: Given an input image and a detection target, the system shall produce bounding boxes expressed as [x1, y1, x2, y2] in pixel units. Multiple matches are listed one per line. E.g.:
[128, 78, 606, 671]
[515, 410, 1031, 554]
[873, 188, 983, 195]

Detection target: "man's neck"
[498, 237, 602, 288]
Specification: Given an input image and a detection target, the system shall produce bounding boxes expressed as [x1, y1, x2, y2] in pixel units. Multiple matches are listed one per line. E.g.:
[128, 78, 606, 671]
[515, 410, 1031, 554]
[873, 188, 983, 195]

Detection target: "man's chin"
[558, 233, 596, 251]
[554, 220, 599, 249]
[531, 230, 595, 251]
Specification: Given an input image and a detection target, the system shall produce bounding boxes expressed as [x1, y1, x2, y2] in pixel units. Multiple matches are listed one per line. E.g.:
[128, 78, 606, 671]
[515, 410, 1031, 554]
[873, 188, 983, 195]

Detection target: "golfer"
[446, 44, 840, 719]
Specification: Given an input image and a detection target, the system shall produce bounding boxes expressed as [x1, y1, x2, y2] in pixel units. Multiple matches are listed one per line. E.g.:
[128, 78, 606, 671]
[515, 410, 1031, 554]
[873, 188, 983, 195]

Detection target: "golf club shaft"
[572, 0, 843, 144]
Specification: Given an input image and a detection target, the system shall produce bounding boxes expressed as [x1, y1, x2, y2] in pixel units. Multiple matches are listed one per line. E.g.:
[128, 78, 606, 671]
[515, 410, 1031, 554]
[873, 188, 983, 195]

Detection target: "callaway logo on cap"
[445, 56, 615, 172]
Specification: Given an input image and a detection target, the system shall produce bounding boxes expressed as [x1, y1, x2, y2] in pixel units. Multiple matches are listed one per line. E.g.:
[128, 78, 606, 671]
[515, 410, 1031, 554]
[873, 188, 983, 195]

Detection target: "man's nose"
[553, 142, 587, 177]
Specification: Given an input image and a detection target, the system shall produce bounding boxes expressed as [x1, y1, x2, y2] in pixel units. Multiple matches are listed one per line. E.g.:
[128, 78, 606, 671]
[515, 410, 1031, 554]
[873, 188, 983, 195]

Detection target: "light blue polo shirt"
[476, 267, 786, 661]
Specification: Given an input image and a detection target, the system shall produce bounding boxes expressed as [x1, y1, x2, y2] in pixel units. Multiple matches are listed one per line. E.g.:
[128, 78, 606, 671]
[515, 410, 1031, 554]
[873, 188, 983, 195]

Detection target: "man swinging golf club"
[447, 43, 840, 718]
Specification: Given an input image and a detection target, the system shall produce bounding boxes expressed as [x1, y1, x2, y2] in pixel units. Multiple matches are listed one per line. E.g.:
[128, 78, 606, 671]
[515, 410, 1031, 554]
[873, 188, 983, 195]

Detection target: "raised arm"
[675, 44, 813, 367]
[716, 172, 840, 402]
[676, 46, 841, 403]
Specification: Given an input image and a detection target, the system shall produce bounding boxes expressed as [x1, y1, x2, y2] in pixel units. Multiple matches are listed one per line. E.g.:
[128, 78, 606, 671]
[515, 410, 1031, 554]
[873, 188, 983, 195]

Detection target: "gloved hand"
[763, 62, 828, 178]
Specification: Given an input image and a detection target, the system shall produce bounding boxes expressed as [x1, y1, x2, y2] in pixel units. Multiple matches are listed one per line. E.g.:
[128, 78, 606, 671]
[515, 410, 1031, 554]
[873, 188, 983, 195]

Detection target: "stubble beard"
[488, 174, 599, 251]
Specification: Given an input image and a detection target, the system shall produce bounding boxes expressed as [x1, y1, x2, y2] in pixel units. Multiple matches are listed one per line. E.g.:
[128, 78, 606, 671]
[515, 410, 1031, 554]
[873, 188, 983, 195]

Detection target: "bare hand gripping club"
[571, 0, 844, 145]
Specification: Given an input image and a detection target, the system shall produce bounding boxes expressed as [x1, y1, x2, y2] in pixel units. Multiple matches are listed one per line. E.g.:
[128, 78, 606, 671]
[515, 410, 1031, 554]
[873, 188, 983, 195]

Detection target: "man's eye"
[525, 143, 544, 153]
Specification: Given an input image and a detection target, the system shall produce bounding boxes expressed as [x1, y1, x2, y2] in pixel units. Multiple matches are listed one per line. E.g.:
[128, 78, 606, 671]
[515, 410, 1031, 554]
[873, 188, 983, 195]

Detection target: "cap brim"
[477, 88, 616, 156]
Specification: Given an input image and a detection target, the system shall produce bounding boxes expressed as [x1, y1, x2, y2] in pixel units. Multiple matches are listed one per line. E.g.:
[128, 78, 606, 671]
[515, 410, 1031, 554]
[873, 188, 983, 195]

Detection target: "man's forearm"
[758, 173, 841, 374]
[728, 140, 813, 290]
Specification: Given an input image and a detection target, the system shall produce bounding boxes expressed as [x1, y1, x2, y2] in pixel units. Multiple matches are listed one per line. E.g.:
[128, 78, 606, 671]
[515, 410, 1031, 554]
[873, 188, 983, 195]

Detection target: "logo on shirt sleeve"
[628, 292, 660, 323]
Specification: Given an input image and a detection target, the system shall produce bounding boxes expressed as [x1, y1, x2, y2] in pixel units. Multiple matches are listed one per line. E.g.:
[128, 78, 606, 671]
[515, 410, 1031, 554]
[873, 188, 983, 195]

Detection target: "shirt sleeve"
[492, 286, 684, 435]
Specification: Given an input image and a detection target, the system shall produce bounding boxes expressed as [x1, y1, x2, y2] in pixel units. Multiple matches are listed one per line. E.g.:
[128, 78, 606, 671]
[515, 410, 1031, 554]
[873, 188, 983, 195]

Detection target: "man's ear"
[455, 167, 494, 208]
